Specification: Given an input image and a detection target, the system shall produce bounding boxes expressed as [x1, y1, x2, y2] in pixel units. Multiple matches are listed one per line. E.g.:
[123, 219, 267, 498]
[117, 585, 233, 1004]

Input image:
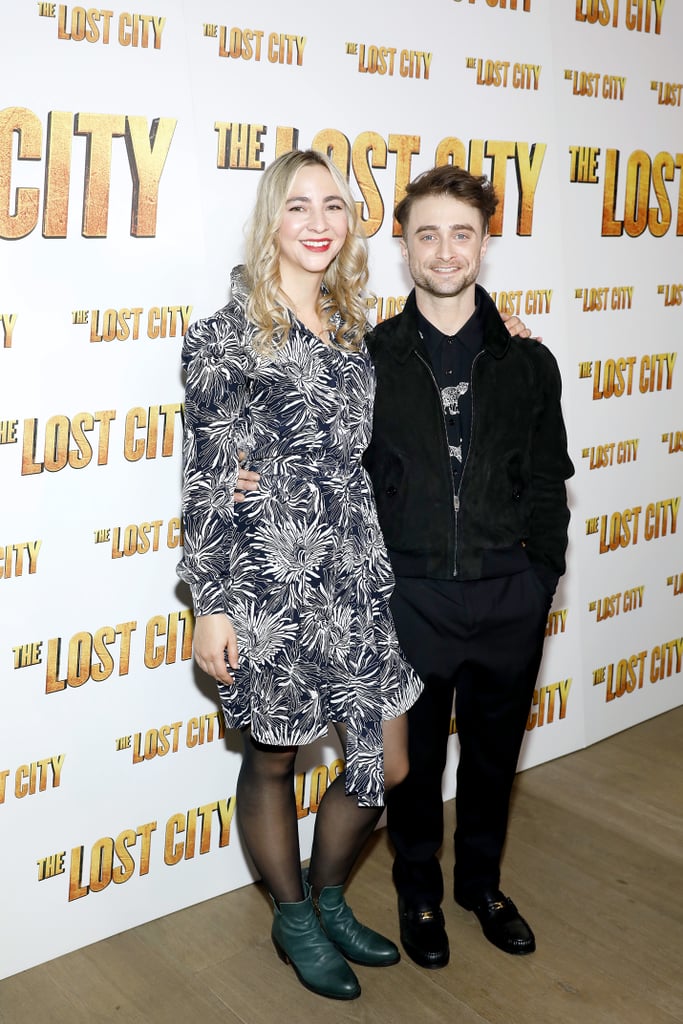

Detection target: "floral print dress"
[177, 269, 422, 806]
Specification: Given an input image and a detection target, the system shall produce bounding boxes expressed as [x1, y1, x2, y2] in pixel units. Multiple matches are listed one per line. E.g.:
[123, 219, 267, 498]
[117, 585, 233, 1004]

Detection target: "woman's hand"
[501, 312, 543, 344]
[193, 613, 239, 684]
[234, 450, 260, 504]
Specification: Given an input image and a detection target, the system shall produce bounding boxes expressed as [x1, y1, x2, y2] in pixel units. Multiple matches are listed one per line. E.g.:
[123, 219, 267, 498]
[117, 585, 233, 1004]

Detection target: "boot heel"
[272, 936, 290, 965]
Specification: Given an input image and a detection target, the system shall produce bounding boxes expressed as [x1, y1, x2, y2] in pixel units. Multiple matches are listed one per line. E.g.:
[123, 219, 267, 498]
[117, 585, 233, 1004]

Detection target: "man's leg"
[452, 569, 551, 953]
[389, 680, 454, 906]
[387, 578, 463, 967]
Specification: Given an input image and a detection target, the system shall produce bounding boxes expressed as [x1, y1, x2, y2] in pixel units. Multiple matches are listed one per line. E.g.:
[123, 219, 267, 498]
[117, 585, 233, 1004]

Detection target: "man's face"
[399, 194, 489, 299]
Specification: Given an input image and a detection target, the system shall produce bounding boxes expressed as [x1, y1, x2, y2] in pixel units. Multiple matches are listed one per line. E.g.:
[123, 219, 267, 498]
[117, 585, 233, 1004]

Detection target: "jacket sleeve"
[525, 344, 574, 579]
[176, 308, 253, 616]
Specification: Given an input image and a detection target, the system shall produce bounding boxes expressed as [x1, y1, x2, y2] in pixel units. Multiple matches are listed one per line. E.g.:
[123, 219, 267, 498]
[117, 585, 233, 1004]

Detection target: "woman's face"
[277, 164, 349, 283]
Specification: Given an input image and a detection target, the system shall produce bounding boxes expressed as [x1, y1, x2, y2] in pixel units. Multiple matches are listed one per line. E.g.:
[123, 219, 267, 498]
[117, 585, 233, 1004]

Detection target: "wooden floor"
[2, 707, 682, 1024]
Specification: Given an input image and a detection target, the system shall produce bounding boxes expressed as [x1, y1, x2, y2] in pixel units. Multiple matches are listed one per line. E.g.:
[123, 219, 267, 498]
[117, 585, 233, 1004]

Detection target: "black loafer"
[456, 889, 535, 955]
[398, 898, 450, 968]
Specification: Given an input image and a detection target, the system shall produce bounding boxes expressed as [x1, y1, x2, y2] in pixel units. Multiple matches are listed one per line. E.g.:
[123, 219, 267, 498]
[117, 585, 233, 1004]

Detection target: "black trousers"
[386, 568, 552, 908]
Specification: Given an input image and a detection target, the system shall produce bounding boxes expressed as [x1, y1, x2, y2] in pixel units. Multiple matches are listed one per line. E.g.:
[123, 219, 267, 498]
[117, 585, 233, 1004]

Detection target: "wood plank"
[1, 708, 681, 1024]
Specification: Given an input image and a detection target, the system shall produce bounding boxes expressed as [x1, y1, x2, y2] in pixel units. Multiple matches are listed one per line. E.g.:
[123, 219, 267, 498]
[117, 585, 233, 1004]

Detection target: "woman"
[177, 149, 423, 1000]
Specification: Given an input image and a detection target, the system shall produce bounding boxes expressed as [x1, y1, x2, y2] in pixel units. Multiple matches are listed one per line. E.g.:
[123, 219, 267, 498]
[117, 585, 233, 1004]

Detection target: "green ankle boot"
[271, 892, 361, 1000]
[315, 885, 401, 967]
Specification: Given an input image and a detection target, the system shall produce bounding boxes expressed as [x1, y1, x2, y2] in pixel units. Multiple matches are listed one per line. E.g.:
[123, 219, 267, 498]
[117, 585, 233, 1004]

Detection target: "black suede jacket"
[363, 286, 574, 582]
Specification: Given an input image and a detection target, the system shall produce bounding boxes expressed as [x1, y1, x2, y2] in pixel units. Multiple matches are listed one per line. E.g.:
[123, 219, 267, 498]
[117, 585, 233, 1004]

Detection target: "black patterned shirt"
[417, 304, 483, 494]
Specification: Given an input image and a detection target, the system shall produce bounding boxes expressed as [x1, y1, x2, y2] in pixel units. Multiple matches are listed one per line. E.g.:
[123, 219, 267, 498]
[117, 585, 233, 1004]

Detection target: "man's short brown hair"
[395, 165, 499, 234]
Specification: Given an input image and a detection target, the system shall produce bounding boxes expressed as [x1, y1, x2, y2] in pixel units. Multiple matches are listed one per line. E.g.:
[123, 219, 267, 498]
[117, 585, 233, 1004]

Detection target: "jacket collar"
[389, 284, 511, 363]
[230, 264, 250, 307]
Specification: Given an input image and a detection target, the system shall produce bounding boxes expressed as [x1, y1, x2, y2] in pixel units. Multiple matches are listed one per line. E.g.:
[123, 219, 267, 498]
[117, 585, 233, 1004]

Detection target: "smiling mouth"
[301, 239, 333, 251]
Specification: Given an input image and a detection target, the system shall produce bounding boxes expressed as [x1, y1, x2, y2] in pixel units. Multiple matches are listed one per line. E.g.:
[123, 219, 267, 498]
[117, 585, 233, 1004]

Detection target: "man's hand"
[501, 312, 543, 344]
[235, 450, 260, 503]
[193, 613, 239, 683]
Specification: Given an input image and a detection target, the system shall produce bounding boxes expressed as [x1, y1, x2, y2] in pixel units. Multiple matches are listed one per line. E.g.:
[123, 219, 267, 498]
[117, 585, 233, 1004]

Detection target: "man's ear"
[480, 233, 490, 259]
[399, 237, 409, 263]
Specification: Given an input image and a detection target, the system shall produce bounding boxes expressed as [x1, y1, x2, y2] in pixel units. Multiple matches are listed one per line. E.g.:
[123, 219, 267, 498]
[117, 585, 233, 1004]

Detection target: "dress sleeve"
[176, 306, 254, 616]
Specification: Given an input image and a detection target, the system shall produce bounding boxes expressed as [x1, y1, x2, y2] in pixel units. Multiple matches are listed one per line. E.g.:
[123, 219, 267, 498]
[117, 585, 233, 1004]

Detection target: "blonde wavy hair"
[243, 150, 369, 356]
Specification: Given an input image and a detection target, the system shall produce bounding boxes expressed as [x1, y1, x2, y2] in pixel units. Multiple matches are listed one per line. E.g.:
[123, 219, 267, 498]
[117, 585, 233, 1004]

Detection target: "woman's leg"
[306, 715, 408, 967]
[237, 730, 361, 998]
[308, 714, 408, 892]
[236, 731, 304, 904]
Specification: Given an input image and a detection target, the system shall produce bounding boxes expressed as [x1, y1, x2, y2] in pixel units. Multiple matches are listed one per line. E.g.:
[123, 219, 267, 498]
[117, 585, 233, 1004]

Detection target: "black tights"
[236, 718, 407, 905]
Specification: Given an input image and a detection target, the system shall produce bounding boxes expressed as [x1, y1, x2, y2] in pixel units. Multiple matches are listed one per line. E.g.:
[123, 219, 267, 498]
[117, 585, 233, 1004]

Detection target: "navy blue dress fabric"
[177, 269, 422, 806]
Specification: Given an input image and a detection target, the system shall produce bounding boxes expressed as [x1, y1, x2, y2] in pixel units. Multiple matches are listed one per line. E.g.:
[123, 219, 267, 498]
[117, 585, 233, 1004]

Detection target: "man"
[362, 164, 573, 968]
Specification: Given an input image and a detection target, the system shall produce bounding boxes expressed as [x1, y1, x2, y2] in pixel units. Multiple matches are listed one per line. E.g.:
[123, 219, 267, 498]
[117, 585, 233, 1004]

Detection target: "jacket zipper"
[455, 349, 483, 577]
[415, 350, 459, 575]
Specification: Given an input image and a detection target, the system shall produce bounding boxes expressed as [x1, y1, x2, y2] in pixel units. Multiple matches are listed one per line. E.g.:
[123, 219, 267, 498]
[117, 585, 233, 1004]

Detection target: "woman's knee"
[382, 713, 410, 792]
[384, 750, 410, 792]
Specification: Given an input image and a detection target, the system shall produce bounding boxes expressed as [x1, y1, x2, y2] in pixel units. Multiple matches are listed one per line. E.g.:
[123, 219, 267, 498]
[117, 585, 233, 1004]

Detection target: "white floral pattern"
[177, 269, 422, 806]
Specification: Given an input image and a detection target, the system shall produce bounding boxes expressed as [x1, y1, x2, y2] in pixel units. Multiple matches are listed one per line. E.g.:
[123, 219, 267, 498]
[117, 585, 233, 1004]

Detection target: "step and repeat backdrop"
[1, 0, 681, 978]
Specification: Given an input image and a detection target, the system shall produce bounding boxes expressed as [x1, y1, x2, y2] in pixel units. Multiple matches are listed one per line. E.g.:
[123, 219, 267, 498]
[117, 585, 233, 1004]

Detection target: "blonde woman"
[177, 150, 423, 1000]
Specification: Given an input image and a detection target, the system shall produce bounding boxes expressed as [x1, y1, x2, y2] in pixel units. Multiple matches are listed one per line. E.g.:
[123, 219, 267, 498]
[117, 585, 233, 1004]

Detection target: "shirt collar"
[416, 302, 484, 357]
